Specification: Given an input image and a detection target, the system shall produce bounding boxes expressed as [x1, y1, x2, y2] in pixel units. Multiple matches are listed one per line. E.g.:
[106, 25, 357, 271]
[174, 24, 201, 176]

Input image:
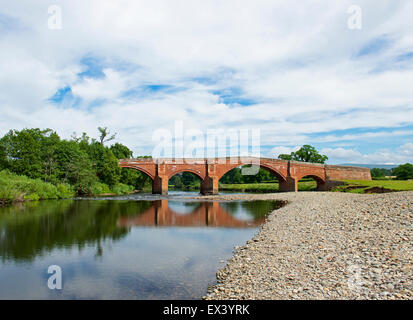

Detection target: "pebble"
[201, 191, 413, 300]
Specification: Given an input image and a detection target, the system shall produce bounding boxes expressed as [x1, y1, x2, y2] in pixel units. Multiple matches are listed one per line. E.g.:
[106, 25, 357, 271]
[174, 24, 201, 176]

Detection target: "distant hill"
[338, 164, 398, 170]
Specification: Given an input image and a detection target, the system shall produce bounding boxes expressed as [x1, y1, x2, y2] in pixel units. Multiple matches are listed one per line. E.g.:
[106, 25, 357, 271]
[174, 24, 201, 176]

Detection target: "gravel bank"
[199, 192, 413, 300]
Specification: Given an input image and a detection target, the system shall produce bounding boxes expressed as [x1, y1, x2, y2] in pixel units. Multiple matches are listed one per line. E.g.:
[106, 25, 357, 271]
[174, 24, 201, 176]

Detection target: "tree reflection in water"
[0, 199, 284, 262]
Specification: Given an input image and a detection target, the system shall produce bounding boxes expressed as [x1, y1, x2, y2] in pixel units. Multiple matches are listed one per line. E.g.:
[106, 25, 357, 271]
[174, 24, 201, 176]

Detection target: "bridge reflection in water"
[118, 200, 265, 228]
[0, 198, 283, 299]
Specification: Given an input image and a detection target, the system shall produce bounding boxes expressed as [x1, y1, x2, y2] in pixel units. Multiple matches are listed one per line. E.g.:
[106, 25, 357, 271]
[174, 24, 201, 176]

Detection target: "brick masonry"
[118, 157, 371, 195]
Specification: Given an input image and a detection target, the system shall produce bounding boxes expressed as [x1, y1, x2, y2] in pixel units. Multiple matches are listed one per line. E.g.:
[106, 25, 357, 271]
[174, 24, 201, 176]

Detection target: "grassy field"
[219, 180, 317, 192]
[219, 182, 277, 192]
[219, 179, 413, 194]
[334, 179, 413, 193]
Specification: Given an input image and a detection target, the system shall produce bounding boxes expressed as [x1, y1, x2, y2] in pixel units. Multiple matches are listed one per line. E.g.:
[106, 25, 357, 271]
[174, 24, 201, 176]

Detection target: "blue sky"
[0, 0, 413, 164]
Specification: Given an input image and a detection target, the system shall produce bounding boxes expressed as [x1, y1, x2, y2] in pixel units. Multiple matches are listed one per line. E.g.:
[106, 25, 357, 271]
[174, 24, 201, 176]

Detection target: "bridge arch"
[295, 173, 325, 184]
[167, 169, 204, 180]
[218, 163, 288, 193]
[218, 163, 287, 182]
[257, 164, 288, 182]
[295, 174, 326, 191]
[119, 165, 155, 180]
[168, 170, 203, 193]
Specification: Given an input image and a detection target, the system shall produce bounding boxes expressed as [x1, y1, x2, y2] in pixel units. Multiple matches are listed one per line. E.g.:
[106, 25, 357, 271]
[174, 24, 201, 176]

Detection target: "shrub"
[112, 183, 134, 195]
[56, 183, 75, 198]
[0, 170, 74, 202]
[0, 185, 20, 201]
[24, 193, 40, 201]
[90, 182, 112, 195]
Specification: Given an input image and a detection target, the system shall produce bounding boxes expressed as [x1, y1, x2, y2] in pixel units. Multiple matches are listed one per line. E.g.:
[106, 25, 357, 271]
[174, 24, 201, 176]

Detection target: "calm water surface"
[0, 192, 282, 299]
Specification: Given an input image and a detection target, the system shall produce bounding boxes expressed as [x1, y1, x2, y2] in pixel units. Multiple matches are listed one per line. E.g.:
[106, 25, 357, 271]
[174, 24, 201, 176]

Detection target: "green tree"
[277, 154, 292, 161]
[278, 145, 328, 164]
[0, 127, 148, 196]
[40, 130, 61, 183]
[181, 172, 199, 186]
[110, 143, 144, 189]
[256, 168, 272, 182]
[0, 128, 56, 179]
[54, 140, 97, 194]
[0, 144, 7, 170]
[85, 142, 121, 187]
[0, 126, 162, 196]
[370, 168, 391, 178]
[393, 163, 413, 180]
[170, 175, 183, 188]
[134, 171, 152, 190]
[220, 167, 244, 184]
[71, 132, 90, 146]
[110, 143, 133, 159]
[118, 168, 151, 190]
[97, 127, 116, 145]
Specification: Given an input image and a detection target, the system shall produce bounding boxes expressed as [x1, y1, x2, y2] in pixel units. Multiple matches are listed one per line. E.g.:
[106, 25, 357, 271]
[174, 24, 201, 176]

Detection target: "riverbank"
[0, 170, 74, 205]
[219, 181, 316, 192]
[199, 192, 413, 300]
[219, 179, 413, 193]
[0, 170, 134, 205]
[336, 179, 413, 193]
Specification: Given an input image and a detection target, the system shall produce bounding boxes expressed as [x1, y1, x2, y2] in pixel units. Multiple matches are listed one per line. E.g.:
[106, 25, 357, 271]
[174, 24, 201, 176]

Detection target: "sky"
[0, 0, 413, 165]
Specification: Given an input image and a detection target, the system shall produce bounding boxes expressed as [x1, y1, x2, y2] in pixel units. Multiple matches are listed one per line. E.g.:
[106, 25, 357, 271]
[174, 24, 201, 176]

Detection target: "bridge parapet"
[325, 164, 371, 181]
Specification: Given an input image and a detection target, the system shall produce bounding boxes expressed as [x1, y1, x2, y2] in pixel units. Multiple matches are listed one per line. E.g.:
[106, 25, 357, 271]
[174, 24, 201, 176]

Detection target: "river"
[0, 192, 283, 299]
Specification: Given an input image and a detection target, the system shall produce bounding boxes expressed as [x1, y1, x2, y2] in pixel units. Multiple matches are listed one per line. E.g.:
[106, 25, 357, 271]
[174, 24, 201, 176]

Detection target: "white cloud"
[267, 146, 301, 158]
[0, 0, 413, 162]
[321, 143, 413, 164]
[70, 68, 128, 104]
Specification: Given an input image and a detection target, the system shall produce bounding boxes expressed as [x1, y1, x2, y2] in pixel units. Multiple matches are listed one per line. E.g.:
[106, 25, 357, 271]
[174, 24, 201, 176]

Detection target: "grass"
[220, 179, 413, 194]
[0, 170, 135, 205]
[334, 179, 413, 193]
[219, 182, 277, 192]
[0, 170, 75, 204]
[219, 180, 318, 192]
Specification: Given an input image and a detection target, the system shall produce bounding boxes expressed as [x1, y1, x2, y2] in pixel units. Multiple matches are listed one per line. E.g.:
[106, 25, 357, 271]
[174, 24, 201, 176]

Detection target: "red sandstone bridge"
[118, 157, 371, 195]
[118, 200, 264, 228]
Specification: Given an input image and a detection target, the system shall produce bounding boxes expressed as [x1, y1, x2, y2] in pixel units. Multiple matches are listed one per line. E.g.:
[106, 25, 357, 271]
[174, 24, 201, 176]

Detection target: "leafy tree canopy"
[277, 154, 292, 161]
[0, 127, 132, 195]
[98, 127, 117, 145]
[0, 128, 60, 180]
[110, 143, 133, 159]
[393, 163, 413, 180]
[277, 145, 328, 164]
[370, 168, 392, 178]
